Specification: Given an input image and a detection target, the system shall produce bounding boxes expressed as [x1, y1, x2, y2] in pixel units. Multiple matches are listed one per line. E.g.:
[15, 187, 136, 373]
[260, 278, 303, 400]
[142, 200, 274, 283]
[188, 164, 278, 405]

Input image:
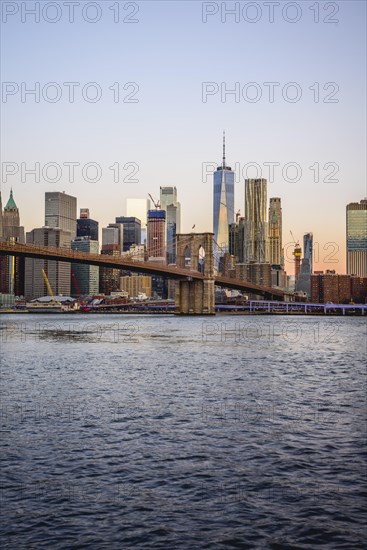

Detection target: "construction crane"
[289, 230, 299, 246]
[148, 194, 160, 209]
[41, 268, 56, 304]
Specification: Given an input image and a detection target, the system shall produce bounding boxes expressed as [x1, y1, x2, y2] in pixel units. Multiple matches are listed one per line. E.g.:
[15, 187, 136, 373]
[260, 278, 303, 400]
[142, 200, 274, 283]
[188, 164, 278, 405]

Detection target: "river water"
[0, 314, 366, 549]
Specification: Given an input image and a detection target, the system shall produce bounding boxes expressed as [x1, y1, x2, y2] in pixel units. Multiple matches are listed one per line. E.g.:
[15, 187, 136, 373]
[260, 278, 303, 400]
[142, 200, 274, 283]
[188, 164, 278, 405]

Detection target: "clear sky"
[1, 0, 366, 273]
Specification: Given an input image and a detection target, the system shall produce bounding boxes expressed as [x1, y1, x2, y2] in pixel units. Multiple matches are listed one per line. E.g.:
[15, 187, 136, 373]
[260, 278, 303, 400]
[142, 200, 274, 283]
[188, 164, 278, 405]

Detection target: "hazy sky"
[1, 0, 366, 272]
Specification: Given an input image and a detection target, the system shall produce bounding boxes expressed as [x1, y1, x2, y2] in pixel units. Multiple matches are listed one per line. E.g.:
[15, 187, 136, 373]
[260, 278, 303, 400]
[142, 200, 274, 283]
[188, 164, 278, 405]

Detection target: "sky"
[1, 0, 366, 273]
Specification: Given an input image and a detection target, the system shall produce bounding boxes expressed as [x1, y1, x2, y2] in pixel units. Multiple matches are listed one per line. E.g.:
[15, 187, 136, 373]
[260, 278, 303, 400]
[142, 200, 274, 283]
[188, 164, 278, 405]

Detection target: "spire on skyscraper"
[222, 130, 226, 169]
[5, 188, 17, 211]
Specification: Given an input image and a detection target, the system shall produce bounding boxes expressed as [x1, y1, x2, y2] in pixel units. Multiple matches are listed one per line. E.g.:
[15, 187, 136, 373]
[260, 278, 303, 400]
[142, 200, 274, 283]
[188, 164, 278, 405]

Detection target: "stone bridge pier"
[175, 233, 215, 315]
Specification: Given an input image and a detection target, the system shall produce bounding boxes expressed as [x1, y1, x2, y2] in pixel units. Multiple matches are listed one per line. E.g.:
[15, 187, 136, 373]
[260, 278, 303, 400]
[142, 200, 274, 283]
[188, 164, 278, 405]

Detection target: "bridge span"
[0, 239, 285, 312]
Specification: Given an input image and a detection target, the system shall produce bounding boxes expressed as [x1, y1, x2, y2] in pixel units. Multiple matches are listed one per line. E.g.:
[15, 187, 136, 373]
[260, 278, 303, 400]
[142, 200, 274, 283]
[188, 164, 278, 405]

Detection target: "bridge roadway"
[0, 242, 284, 300]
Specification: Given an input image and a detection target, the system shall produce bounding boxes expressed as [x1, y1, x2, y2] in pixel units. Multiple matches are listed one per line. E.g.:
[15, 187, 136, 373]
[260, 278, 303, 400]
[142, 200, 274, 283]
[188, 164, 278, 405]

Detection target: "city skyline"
[0, 178, 364, 275]
[2, 2, 366, 276]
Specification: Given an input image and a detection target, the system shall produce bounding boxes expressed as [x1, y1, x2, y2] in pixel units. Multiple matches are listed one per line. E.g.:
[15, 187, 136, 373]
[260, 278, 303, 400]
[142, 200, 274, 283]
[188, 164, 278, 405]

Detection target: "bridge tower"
[175, 233, 215, 315]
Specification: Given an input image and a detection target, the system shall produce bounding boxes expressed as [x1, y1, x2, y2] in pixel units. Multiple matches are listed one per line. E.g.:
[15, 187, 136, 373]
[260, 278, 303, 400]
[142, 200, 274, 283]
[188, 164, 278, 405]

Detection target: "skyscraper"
[0, 189, 25, 296]
[346, 200, 367, 277]
[77, 208, 99, 242]
[25, 227, 71, 300]
[24, 192, 76, 300]
[160, 187, 181, 264]
[45, 191, 77, 239]
[213, 132, 235, 252]
[71, 238, 99, 296]
[244, 178, 269, 264]
[268, 198, 282, 267]
[115, 216, 141, 251]
[147, 209, 166, 260]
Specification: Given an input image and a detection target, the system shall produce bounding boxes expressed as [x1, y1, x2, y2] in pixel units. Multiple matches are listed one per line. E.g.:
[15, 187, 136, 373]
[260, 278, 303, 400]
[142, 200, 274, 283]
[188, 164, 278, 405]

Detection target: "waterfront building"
[119, 274, 152, 298]
[311, 271, 367, 304]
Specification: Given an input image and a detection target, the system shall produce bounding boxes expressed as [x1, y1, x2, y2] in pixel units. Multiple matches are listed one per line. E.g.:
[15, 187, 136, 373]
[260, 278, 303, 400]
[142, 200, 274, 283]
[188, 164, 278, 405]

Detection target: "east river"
[1, 314, 366, 549]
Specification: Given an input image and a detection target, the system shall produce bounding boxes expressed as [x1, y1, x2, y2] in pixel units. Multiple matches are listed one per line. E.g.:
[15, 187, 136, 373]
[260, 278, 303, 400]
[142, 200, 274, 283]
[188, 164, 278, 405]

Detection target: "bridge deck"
[0, 242, 284, 298]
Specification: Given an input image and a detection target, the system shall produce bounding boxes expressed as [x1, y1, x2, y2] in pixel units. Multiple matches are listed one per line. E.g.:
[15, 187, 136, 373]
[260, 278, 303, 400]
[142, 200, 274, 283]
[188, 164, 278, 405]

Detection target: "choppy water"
[0, 314, 366, 549]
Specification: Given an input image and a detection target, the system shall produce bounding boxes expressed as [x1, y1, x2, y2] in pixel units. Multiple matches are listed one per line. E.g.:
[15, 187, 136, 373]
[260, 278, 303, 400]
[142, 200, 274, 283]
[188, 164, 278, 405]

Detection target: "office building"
[103, 223, 123, 252]
[25, 227, 71, 300]
[45, 192, 77, 239]
[115, 216, 141, 252]
[0, 189, 25, 296]
[77, 208, 99, 242]
[213, 132, 235, 252]
[346, 200, 367, 277]
[71, 238, 99, 296]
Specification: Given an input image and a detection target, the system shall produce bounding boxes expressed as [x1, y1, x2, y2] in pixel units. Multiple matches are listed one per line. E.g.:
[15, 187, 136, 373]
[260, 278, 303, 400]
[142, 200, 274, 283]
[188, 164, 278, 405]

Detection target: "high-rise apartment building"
[268, 198, 282, 267]
[346, 200, 367, 277]
[45, 192, 77, 239]
[244, 178, 269, 264]
[213, 133, 235, 252]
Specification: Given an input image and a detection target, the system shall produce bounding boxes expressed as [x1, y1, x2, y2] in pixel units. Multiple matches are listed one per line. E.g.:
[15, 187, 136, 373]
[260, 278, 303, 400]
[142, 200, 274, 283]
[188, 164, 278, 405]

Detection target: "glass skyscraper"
[213, 133, 234, 253]
[346, 200, 367, 277]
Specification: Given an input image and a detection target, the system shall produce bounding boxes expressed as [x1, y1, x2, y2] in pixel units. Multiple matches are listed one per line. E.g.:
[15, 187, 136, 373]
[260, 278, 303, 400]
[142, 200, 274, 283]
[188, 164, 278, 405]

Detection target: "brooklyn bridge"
[0, 233, 285, 314]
